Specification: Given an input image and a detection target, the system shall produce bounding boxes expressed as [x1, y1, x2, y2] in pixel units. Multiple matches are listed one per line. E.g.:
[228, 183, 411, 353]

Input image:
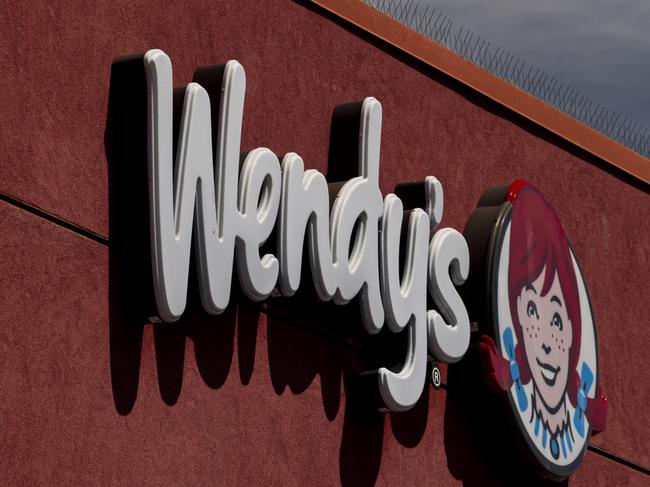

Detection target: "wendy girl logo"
[464, 181, 608, 479]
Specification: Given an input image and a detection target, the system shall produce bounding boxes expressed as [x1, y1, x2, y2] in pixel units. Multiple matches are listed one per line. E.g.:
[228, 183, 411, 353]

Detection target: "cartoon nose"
[542, 344, 551, 355]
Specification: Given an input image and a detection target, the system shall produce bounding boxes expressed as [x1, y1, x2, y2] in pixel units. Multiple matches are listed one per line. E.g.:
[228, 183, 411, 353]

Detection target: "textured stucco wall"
[0, 0, 648, 485]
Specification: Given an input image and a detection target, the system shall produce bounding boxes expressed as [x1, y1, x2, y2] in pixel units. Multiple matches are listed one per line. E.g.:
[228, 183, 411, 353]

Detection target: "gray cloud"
[419, 0, 650, 127]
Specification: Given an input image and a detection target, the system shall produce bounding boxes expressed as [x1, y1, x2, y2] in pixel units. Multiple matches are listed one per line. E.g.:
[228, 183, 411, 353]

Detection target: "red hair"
[507, 182, 581, 407]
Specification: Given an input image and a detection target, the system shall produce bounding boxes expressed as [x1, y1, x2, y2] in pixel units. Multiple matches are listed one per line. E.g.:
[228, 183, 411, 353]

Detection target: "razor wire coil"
[363, 0, 650, 159]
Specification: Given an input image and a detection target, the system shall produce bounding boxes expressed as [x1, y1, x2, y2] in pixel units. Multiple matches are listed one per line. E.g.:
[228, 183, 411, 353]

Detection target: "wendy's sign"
[137, 49, 606, 479]
[143, 49, 471, 413]
[465, 182, 607, 479]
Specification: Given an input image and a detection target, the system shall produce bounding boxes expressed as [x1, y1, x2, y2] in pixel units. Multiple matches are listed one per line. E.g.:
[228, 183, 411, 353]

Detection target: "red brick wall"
[1, 0, 647, 485]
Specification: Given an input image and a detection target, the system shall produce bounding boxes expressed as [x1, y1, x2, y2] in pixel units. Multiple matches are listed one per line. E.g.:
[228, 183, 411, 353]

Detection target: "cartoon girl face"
[478, 181, 605, 476]
[516, 266, 573, 411]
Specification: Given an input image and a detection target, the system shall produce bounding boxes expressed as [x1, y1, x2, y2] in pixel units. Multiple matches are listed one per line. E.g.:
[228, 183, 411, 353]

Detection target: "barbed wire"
[363, 0, 650, 159]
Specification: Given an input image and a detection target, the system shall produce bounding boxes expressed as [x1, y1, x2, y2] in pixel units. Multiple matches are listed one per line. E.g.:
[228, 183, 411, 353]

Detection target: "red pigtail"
[479, 334, 513, 393]
[588, 388, 608, 434]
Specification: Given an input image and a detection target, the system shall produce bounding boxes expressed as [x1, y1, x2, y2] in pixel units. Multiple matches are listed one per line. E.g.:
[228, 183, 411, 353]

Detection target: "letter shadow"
[264, 290, 431, 487]
[443, 345, 568, 486]
[105, 53, 151, 415]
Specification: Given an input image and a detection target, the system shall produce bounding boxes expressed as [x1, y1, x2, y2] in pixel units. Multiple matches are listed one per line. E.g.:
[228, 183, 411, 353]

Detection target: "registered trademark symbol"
[431, 365, 442, 389]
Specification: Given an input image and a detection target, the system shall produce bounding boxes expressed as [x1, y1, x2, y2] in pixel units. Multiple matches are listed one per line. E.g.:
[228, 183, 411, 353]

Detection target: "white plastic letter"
[278, 153, 337, 300]
[236, 148, 281, 300]
[377, 195, 430, 411]
[427, 228, 471, 362]
[424, 176, 444, 228]
[145, 49, 236, 322]
[330, 97, 385, 333]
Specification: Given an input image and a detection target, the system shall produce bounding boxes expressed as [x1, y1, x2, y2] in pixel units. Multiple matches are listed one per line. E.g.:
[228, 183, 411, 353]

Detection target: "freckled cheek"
[524, 324, 533, 339]
[558, 333, 570, 359]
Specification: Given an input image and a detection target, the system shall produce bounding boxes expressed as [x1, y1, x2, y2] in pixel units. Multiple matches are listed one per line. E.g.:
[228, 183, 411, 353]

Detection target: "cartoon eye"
[551, 312, 563, 331]
[527, 300, 539, 319]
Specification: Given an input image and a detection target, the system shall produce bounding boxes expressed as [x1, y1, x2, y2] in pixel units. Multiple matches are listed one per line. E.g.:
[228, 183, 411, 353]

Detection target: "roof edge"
[310, 0, 650, 185]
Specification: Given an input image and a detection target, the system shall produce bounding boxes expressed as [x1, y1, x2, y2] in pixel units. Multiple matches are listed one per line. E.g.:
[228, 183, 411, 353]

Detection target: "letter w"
[144, 49, 243, 322]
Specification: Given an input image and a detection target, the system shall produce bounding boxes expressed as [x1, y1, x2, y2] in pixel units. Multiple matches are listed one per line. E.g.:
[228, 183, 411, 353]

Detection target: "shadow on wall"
[444, 345, 569, 487]
[104, 53, 563, 487]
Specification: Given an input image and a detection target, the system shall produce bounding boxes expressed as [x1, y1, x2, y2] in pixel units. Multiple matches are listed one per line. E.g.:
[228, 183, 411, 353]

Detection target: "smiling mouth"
[536, 359, 560, 387]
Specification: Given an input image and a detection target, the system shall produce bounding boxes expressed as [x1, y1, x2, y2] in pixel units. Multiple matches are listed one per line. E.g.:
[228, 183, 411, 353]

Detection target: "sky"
[414, 0, 650, 131]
